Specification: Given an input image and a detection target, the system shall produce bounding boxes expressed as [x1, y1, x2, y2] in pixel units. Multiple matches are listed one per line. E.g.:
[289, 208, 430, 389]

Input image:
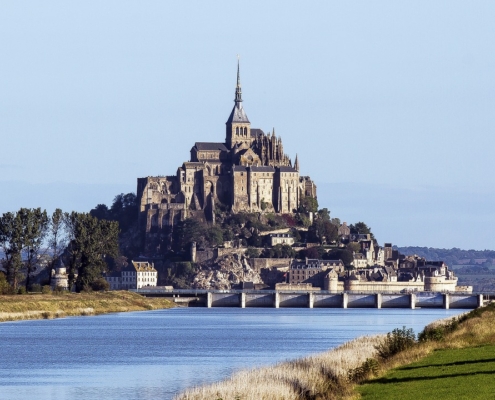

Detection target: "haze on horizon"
[0, 1, 494, 250]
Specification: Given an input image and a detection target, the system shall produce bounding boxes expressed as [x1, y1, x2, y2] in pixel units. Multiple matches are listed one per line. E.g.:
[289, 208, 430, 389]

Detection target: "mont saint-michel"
[137, 61, 316, 252]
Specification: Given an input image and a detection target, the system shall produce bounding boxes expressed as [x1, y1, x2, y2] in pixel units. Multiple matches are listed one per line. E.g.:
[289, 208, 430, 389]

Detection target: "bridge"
[131, 288, 490, 309]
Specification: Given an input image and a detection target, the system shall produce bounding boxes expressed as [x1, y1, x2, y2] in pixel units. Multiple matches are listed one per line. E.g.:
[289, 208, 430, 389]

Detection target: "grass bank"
[175, 304, 495, 400]
[0, 290, 174, 322]
[355, 304, 495, 400]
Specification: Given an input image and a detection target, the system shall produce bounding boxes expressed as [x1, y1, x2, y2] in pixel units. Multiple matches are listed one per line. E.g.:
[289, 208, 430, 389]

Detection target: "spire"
[235, 55, 242, 104]
[294, 154, 300, 172]
[226, 56, 249, 125]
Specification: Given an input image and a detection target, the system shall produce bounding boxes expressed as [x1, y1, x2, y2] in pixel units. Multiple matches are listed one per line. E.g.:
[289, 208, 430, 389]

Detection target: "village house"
[270, 233, 294, 247]
[105, 261, 158, 290]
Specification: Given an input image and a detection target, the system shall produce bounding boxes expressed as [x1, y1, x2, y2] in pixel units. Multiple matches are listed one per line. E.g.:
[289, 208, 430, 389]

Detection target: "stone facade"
[137, 61, 316, 250]
[105, 261, 158, 290]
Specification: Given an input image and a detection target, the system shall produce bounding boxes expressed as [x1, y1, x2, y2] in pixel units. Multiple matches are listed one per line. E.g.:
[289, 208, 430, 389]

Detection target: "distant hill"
[396, 247, 495, 267]
[397, 246, 495, 292]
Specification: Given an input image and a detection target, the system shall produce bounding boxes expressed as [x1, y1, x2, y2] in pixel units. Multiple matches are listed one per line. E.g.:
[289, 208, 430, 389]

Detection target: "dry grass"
[0, 291, 174, 322]
[176, 335, 385, 400]
[177, 305, 495, 400]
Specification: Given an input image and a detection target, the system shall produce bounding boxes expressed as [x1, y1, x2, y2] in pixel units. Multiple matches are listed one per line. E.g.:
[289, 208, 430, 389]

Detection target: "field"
[358, 345, 495, 399]
[0, 290, 174, 322]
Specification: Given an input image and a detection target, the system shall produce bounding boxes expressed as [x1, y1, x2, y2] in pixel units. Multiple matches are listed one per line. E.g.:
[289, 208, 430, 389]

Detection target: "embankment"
[176, 304, 495, 400]
[0, 291, 174, 322]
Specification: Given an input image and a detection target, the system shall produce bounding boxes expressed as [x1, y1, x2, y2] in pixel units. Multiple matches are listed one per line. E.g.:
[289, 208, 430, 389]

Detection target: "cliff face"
[192, 253, 263, 290]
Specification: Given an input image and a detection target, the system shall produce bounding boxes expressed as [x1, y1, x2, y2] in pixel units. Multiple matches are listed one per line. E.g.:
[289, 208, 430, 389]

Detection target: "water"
[0, 307, 465, 400]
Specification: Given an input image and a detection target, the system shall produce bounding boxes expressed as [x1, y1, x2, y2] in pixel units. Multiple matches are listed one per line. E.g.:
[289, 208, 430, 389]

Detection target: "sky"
[0, 1, 494, 250]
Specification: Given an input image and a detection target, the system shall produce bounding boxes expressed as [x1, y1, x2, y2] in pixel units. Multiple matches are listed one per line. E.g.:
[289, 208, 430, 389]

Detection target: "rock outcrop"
[192, 253, 263, 289]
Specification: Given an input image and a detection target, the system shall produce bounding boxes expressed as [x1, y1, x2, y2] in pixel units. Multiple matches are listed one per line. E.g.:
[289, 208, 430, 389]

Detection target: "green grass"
[358, 345, 495, 400]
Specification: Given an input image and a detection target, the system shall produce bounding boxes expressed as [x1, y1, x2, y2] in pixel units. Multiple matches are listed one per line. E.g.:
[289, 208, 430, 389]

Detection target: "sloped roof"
[250, 128, 264, 138]
[278, 166, 297, 173]
[250, 166, 275, 172]
[194, 142, 228, 151]
[226, 104, 250, 124]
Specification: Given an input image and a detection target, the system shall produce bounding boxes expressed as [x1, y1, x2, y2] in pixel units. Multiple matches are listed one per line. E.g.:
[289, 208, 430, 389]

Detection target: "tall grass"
[177, 304, 495, 400]
[176, 335, 384, 400]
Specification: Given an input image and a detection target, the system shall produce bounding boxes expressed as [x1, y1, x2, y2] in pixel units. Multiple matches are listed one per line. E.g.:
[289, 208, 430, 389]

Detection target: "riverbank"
[0, 290, 174, 322]
[176, 304, 495, 400]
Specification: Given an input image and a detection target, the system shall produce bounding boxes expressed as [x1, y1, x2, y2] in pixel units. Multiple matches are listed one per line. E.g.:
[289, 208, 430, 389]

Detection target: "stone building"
[137, 61, 316, 250]
[289, 258, 344, 288]
[50, 258, 69, 290]
[105, 261, 158, 290]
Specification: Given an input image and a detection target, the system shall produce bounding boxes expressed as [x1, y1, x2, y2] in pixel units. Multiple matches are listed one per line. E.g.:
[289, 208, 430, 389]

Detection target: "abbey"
[137, 62, 316, 236]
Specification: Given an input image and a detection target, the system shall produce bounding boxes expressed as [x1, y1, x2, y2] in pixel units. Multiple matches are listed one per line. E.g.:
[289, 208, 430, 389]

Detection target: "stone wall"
[247, 257, 291, 273]
[344, 280, 425, 293]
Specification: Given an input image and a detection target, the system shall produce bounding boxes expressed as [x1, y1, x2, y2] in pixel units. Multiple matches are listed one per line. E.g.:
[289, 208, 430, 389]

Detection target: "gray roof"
[251, 128, 264, 138]
[194, 142, 228, 151]
[233, 165, 247, 172]
[250, 166, 275, 172]
[278, 166, 297, 173]
[226, 104, 250, 124]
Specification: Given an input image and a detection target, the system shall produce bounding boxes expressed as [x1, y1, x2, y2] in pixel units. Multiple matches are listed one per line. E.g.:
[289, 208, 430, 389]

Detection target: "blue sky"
[1, 1, 494, 250]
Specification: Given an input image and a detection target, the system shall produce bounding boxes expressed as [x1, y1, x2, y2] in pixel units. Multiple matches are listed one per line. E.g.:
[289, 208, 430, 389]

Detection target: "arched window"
[236, 127, 239, 135]
[244, 127, 247, 136]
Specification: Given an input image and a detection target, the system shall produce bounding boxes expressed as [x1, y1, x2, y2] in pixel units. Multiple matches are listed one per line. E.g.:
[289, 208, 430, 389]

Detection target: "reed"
[176, 335, 384, 400]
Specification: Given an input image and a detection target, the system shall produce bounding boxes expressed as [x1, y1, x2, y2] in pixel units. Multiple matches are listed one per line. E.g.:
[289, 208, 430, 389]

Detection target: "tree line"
[0, 208, 118, 293]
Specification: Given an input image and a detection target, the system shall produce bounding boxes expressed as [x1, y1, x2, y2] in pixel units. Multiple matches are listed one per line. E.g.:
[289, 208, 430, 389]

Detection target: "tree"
[245, 247, 261, 258]
[326, 249, 354, 267]
[205, 226, 224, 247]
[19, 208, 49, 291]
[64, 212, 119, 292]
[297, 196, 318, 214]
[308, 220, 338, 245]
[0, 208, 49, 290]
[47, 209, 66, 286]
[0, 211, 24, 289]
[350, 222, 374, 239]
[173, 218, 206, 252]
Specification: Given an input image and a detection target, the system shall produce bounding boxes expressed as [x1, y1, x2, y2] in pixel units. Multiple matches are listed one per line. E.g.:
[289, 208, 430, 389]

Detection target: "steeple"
[294, 154, 300, 172]
[235, 57, 242, 104]
[226, 56, 251, 149]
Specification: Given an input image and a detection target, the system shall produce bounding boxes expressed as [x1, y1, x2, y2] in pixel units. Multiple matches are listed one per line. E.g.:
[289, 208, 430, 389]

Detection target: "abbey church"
[137, 62, 317, 237]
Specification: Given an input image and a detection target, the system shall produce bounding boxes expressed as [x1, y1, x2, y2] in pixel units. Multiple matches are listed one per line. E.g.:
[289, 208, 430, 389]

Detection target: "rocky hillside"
[192, 253, 263, 290]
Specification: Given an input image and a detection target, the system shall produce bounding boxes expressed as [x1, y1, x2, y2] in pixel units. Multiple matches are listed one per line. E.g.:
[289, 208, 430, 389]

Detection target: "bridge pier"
[410, 293, 416, 309]
[308, 292, 314, 308]
[240, 293, 246, 308]
[342, 293, 348, 309]
[443, 293, 450, 309]
[478, 294, 484, 308]
[207, 292, 212, 308]
[376, 293, 382, 309]
[274, 292, 280, 308]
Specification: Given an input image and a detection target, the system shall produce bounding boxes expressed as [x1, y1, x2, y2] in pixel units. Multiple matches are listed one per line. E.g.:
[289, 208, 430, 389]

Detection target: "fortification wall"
[424, 277, 458, 292]
[344, 280, 424, 293]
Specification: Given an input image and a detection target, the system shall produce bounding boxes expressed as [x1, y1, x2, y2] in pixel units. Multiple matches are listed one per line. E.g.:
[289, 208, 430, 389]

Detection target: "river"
[0, 307, 465, 400]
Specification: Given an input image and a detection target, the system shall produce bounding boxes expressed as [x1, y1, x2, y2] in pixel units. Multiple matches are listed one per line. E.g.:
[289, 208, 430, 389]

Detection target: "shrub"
[91, 278, 110, 291]
[42, 285, 52, 294]
[245, 247, 260, 258]
[30, 283, 42, 293]
[418, 317, 461, 342]
[53, 285, 65, 294]
[348, 358, 379, 382]
[375, 326, 416, 360]
[0, 272, 11, 294]
[17, 286, 27, 295]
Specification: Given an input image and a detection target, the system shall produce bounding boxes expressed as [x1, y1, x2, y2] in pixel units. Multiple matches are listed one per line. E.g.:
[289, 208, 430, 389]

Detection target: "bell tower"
[226, 58, 251, 149]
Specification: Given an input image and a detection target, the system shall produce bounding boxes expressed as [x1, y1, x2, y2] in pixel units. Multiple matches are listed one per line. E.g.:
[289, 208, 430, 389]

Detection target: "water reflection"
[0, 308, 465, 400]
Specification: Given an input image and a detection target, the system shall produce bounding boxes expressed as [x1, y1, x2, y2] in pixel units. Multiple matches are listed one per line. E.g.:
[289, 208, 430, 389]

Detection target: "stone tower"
[226, 59, 252, 149]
